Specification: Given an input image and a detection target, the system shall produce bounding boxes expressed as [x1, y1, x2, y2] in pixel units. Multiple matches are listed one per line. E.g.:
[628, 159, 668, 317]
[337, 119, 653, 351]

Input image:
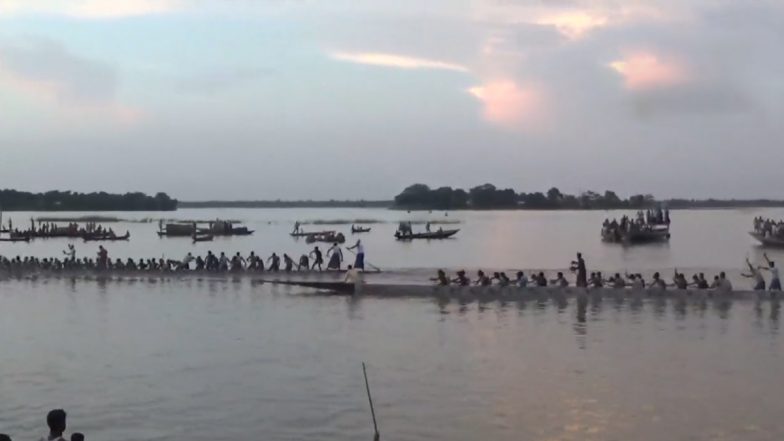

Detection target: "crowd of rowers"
[0, 240, 367, 273]
[432, 253, 782, 292]
[753, 217, 784, 238]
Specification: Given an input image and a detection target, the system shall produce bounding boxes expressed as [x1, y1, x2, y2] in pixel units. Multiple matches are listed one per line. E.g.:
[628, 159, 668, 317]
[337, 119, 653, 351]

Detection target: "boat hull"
[749, 231, 784, 247]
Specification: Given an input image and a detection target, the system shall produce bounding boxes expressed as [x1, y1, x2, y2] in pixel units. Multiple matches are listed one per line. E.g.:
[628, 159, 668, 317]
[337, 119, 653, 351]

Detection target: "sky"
[0, 0, 782, 200]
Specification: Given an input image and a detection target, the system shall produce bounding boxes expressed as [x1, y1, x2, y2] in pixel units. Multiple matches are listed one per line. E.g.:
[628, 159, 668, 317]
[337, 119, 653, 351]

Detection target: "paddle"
[345, 247, 382, 273]
[362, 362, 380, 441]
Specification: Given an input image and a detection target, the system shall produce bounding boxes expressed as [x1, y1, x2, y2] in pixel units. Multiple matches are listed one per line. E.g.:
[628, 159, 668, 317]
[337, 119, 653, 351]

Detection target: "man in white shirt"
[40, 409, 67, 441]
[344, 265, 363, 294]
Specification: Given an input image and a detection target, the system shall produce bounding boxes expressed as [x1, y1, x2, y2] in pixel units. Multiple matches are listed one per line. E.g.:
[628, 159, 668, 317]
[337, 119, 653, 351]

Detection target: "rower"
[293, 221, 301, 234]
[650, 272, 666, 290]
[298, 254, 310, 271]
[432, 269, 450, 286]
[742, 257, 766, 290]
[536, 272, 547, 287]
[346, 239, 365, 270]
[310, 247, 323, 271]
[283, 254, 294, 272]
[475, 270, 491, 286]
[268, 253, 280, 272]
[551, 272, 569, 287]
[760, 253, 781, 291]
[498, 272, 510, 286]
[718, 272, 733, 292]
[697, 273, 709, 289]
[452, 270, 470, 286]
[515, 271, 528, 288]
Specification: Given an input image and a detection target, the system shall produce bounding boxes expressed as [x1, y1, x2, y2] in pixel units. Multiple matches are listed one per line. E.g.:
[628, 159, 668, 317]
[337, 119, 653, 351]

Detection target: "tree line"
[393, 184, 661, 210]
[0, 190, 178, 211]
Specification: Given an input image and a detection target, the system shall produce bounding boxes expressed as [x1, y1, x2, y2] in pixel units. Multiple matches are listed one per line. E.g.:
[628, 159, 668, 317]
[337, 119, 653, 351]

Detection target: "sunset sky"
[1, 0, 782, 200]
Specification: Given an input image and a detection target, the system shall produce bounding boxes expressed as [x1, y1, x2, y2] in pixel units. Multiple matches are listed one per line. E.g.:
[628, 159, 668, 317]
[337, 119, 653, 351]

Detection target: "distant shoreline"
[178, 199, 784, 210]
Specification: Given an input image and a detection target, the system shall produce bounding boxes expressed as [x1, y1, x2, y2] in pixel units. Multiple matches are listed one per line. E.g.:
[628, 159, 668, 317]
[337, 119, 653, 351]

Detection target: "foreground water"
[2, 207, 784, 273]
[1, 278, 783, 441]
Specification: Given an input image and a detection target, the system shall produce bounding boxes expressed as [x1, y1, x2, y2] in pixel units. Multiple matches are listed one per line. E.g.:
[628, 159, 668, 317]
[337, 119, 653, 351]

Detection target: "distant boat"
[394, 229, 459, 240]
[0, 235, 30, 243]
[83, 231, 130, 242]
[351, 226, 371, 234]
[602, 225, 670, 244]
[192, 234, 214, 243]
[749, 231, 784, 247]
[290, 230, 335, 237]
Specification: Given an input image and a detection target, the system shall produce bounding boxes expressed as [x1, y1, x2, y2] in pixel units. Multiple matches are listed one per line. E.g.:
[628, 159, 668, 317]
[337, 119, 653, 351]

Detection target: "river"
[0, 278, 783, 440]
[2, 208, 784, 440]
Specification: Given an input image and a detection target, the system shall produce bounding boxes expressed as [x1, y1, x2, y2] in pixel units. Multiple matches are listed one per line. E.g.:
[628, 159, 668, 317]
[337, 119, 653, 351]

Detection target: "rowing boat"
[290, 230, 335, 237]
[263, 280, 756, 300]
[749, 231, 784, 247]
[83, 232, 130, 242]
[352, 227, 371, 233]
[602, 226, 670, 244]
[394, 229, 459, 240]
[0, 236, 30, 242]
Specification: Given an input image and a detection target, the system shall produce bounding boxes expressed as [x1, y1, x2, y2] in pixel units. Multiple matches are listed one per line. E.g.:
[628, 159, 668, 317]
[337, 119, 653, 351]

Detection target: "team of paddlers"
[432, 252, 781, 292]
[0, 240, 367, 273]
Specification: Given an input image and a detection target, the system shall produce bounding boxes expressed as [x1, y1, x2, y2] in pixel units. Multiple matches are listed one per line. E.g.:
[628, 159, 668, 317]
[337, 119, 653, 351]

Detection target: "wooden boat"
[192, 234, 214, 242]
[394, 229, 459, 240]
[290, 230, 335, 237]
[351, 226, 371, 233]
[749, 231, 784, 247]
[306, 233, 346, 244]
[83, 232, 130, 242]
[0, 235, 30, 242]
[263, 280, 752, 299]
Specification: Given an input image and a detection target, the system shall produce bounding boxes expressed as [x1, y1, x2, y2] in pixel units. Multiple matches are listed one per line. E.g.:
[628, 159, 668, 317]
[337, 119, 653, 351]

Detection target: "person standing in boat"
[96, 246, 108, 270]
[293, 221, 301, 235]
[267, 252, 281, 271]
[760, 253, 781, 291]
[570, 252, 587, 287]
[283, 254, 295, 272]
[346, 239, 365, 271]
[327, 242, 343, 270]
[310, 246, 323, 271]
[298, 254, 310, 271]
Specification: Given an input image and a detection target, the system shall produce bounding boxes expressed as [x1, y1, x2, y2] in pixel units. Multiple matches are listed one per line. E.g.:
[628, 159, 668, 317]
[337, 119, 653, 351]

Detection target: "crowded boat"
[601, 208, 671, 243]
[750, 217, 784, 246]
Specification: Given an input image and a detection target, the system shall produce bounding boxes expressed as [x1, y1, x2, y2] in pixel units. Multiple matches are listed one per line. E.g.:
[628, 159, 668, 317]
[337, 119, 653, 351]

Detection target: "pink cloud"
[468, 80, 544, 130]
[609, 52, 688, 90]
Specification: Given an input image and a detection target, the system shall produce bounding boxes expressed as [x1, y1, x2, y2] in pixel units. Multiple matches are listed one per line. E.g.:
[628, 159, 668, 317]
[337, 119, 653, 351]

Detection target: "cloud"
[468, 80, 544, 130]
[0, 0, 180, 19]
[0, 37, 141, 124]
[330, 51, 469, 72]
[535, 11, 609, 40]
[609, 52, 687, 90]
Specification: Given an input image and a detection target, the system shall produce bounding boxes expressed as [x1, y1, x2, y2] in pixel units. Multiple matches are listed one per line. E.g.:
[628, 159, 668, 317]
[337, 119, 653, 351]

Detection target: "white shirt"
[355, 243, 365, 254]
[720, 278, 733, 292]
[517, 276, 528, 288]
[771, 267, 780, 281]
[345, 268, 362, 285]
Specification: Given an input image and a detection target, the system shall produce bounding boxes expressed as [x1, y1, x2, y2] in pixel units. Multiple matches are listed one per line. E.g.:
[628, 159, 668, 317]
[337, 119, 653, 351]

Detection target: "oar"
[362, 362, 380, 441]
[345, 247, 382, 273]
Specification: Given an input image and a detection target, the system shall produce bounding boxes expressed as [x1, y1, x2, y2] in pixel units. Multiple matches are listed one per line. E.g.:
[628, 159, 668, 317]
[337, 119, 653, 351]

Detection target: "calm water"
[1, 207, 784, 273]
[1, 279, 783, 440]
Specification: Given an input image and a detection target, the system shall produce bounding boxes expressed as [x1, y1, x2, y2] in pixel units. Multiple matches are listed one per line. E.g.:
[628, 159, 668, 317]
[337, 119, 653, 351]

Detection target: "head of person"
[576, 252, 582, 259]
[720, 272, 726, 279]
[477, 270, 484, 277]
[557, 272, 564, 278]
[347, 265, 353, 270]
[493, 272, 500, 278]
[46, 409, 67, 435]
[692, 275, 699, 281]
[771, 261, 776, 268]
[516, 271, 523, 278]
[653, 272, 660, 279]
[615, 273, 621, 279]
[438, 269, 445, 277]
[0, 434, 11, 441]
[71, 433, 84, 441]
